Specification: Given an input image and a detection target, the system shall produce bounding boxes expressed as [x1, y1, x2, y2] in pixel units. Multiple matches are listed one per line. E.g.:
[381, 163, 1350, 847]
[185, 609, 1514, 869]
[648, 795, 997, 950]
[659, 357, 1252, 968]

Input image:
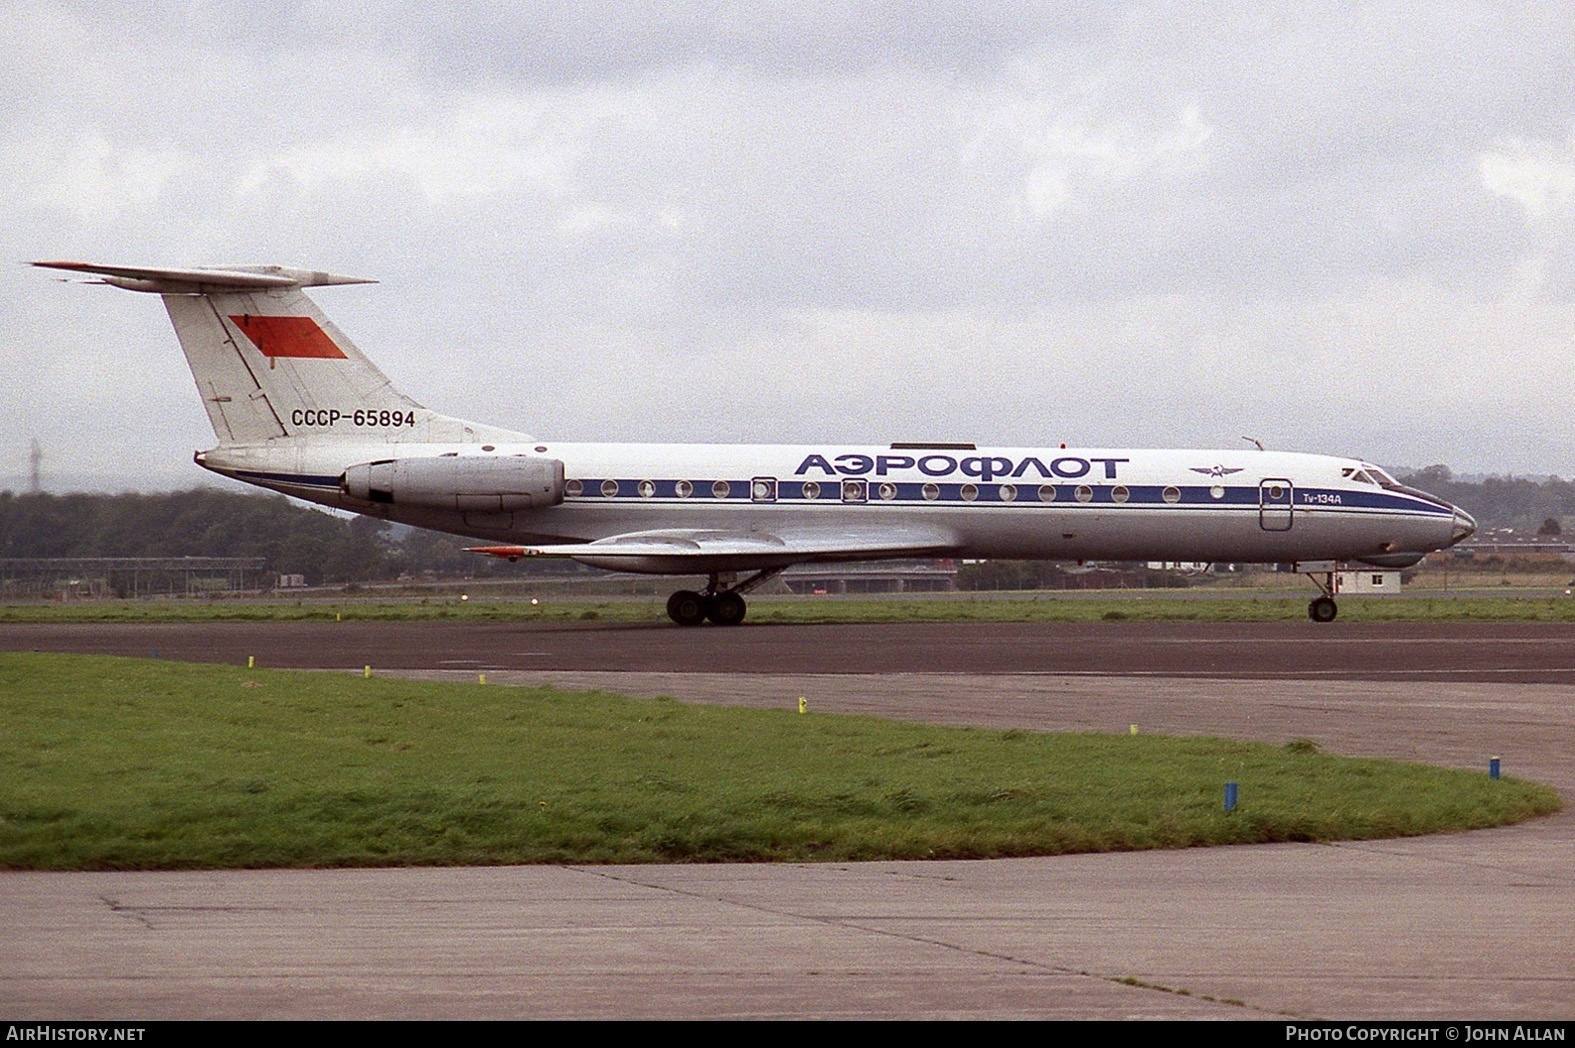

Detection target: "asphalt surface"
[5, 618, 1575, 681]
[2, 620, 1571, 1020]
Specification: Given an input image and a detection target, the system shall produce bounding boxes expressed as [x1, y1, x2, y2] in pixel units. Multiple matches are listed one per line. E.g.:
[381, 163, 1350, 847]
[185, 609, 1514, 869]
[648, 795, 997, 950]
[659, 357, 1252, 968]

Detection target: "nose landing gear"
[665, 568, 785, 627]
[1300, 562, 1339, 622]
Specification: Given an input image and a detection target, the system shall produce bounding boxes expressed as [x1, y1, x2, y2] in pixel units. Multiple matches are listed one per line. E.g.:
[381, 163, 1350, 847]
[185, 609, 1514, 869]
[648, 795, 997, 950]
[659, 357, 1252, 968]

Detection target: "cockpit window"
[1351, 470, 1376, 485]
[1357, 464, 1403, 490]
[1367, 466, 1401, 489]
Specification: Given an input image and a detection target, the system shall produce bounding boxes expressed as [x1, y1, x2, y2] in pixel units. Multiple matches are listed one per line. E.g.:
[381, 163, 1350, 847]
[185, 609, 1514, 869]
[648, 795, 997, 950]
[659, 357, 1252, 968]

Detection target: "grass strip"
[0, 653, 1558, 869]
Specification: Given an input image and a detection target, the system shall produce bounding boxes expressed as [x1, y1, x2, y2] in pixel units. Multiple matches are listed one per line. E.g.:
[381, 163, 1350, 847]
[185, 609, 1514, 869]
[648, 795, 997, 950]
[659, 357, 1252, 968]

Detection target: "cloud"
[234, 95, 585, 205]
[6, 0, 1575, 490]
[1480, 131, 1575, 220]
[962, 87, 1215, 221]
[393, 1, 1093, 83]
[1477, 130, 1575, 297]
[22, 130, 184, 221]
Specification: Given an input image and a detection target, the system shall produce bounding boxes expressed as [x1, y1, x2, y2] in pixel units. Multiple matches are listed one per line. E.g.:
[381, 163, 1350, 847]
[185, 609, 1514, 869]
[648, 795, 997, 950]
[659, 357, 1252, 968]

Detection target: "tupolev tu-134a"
[35, 260, 1476, 626]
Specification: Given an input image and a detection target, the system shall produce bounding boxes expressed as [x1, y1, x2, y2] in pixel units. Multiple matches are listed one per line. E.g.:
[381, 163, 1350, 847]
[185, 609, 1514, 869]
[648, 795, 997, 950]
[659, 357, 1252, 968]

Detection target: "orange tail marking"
[229, 315, 347, 359]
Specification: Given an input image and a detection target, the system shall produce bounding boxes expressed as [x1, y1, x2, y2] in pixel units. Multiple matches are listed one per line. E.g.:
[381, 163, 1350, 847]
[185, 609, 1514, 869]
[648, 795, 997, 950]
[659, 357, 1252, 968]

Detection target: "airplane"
[34, 260, 1477, 625]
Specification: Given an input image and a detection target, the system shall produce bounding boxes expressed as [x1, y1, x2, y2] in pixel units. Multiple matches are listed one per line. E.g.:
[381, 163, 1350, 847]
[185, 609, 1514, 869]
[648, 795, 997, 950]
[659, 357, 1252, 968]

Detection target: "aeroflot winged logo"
[228, 315, 347, 359]
[1190, 464, 1244, 478]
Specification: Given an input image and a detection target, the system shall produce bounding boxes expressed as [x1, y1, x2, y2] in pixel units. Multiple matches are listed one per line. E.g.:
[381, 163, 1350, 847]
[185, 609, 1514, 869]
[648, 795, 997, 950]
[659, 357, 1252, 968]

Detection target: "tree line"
[0, 489, 501, 586]
[1397, 467, 1571, 535]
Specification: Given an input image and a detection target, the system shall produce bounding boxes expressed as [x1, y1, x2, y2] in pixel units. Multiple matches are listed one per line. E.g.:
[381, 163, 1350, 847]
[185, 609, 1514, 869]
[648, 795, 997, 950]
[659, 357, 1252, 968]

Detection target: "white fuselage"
[198, 440, 1473, 573]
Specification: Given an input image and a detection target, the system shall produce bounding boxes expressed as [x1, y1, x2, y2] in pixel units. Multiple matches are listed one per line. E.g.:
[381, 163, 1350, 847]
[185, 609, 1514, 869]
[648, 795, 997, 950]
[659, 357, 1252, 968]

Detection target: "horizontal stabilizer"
[32, 261, 374, 294]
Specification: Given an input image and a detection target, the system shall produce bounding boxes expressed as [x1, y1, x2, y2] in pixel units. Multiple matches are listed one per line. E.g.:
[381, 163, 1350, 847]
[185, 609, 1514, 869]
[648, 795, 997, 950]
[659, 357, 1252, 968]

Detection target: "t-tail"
[32, 261, 524, 448]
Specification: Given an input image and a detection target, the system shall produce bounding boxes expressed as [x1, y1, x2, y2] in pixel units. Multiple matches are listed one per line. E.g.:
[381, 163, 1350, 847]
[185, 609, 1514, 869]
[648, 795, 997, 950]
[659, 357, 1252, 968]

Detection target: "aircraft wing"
[469, 524, 960, 572]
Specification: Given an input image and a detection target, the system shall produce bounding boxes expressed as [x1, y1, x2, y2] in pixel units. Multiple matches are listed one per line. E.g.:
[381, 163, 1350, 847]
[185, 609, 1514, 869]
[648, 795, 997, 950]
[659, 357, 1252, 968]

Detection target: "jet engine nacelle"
[341, 456, 565, 511]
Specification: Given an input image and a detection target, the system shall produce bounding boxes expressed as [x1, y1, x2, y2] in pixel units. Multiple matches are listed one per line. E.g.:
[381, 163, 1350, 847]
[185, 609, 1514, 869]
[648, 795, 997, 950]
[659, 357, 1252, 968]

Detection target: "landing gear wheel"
[705, 591, 747, 626]
[1308, 596, 1338, 623]
[666, 590, 707, 627]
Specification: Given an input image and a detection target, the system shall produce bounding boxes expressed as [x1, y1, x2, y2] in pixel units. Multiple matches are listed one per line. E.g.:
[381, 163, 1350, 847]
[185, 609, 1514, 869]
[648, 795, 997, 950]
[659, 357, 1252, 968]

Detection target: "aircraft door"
[1259, 479, 1293, 531]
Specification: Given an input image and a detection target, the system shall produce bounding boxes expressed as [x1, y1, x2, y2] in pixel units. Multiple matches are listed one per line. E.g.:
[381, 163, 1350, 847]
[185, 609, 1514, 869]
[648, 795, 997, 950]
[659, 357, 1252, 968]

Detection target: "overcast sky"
[4, 1, 1574, 491]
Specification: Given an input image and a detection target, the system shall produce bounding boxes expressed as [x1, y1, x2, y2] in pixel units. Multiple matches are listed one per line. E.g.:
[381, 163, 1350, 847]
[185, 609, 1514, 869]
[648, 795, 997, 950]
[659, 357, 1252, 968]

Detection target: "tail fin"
[34, 261, 524, 447]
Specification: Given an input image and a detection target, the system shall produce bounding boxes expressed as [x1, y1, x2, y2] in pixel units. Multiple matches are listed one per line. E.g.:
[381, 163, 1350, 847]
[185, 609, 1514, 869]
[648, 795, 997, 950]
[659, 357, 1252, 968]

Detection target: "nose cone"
[1448, 505, 1477, 546]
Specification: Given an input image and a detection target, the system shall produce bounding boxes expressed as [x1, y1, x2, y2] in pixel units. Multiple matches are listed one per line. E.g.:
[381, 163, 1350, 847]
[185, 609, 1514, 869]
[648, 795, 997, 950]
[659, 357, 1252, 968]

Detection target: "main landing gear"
[666, 568, 784, 627]
[1303, 565, 1339, 623]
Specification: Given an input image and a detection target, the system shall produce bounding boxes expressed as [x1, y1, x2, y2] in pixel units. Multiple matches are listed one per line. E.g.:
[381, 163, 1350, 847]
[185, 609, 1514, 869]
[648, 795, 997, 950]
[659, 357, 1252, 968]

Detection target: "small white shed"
[1335, 570, 1401, 594]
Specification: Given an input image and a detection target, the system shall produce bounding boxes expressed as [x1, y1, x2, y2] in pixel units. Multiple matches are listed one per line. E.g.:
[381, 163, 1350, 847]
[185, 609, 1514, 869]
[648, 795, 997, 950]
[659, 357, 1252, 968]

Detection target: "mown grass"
[0, 654, 1557, 870]
[6, 594, 1575, 624]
